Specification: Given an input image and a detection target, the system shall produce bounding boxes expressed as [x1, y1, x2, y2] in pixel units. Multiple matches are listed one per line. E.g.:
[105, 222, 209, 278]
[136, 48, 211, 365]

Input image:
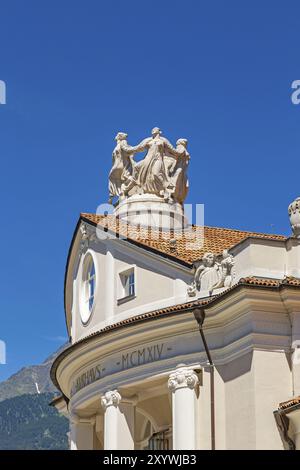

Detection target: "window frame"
[117, 266, 136, 305]
[80, 251, 97, 325]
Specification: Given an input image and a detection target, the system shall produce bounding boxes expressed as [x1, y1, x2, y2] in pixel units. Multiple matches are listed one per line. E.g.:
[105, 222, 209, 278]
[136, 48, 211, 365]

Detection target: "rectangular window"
[118, 268, 136, 304]
[127, 272, 135, 297]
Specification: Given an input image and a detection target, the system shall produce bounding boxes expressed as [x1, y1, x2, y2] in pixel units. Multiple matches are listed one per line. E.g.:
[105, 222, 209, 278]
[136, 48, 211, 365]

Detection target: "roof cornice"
[54, 276, 300, 393]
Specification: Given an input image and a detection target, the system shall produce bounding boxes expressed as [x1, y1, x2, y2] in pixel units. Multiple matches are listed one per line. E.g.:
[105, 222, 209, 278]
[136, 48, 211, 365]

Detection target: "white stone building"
[51, 130, 300, 450]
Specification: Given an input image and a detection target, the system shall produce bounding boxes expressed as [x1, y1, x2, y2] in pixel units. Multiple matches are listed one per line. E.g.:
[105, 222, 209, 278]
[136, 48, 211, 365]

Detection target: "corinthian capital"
[168, 367, 199, 392]
[101, 390, 122, 409]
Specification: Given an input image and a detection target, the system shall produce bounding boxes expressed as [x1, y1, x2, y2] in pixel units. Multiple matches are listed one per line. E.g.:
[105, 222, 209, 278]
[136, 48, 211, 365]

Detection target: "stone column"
[69, 414, 95, 450]
[101, 390, 135, 450]
[168, 366, 199, 450]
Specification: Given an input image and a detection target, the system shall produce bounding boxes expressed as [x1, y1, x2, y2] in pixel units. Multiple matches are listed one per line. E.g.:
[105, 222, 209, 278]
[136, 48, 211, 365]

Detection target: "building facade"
[51, 130, 300, 450]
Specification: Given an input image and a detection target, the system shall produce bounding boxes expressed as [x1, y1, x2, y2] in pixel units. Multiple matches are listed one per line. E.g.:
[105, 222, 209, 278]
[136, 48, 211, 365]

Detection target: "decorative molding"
[56, 285, 295, 405]
[168, 366, 198, 392]
[101, 390, 122, 409]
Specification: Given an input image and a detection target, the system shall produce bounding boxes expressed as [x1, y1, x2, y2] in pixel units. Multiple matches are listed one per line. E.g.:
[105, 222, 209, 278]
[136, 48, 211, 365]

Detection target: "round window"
[80, 253, 96, 324]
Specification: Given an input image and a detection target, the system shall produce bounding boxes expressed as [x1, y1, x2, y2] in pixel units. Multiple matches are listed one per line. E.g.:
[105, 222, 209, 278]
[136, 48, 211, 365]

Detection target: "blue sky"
[0, 0, 299, 381]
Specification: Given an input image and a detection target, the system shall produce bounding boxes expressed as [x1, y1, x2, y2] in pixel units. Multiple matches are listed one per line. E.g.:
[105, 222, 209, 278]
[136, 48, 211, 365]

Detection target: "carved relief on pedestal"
[168, 367, 199, 392]
[188, 249, 234, 297]
[108, 127, 190, 206]
[101, 390, 122, 409]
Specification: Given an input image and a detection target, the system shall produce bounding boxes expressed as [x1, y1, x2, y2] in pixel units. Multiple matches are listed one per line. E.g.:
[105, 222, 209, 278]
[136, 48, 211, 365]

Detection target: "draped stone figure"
[134, 127, 179, 199]
[108, 132, 139, 204]
[211, 250, 234, 289]
[194, 253, 221, 293]
[168, 139, 190, 205]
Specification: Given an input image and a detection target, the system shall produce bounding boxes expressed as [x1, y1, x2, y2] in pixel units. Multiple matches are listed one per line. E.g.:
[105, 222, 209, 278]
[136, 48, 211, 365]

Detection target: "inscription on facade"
[71, 364, 103, 396]
[121, 343, 164, 370]
[71, 342, 166, 396]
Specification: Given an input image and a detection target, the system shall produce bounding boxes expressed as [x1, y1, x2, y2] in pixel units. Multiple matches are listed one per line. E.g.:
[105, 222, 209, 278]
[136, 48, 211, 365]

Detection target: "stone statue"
[134, 127, 179, 199]
[211, 250, 234, 290]
[108, 128, 190, 205]
[108, 132, 140, 204]
[194, 253, 220, 292]
[187, 250, 234, 297]
[288, 197, 300, 238]
[167, 139, 190, 205]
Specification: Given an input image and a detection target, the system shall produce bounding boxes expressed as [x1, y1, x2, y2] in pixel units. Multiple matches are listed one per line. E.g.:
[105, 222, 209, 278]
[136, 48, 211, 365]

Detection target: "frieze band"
[71, 342, 166, 396]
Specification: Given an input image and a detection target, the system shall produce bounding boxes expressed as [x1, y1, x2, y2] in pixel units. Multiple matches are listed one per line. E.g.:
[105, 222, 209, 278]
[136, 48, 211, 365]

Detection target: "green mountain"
[0, 393, 69, 450]
[0, 345, 69, 449]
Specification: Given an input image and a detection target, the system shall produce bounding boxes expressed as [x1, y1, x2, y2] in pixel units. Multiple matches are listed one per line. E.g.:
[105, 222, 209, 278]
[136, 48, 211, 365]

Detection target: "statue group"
[108, 127, 190, 205]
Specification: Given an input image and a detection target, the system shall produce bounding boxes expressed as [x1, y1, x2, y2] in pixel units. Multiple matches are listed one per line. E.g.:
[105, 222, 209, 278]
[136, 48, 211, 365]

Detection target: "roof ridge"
[80, 212, 286, 239]
[201, 224, 285, 238]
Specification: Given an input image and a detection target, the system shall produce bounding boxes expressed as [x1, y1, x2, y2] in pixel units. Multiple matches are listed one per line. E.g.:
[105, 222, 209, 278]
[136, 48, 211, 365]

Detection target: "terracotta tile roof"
[239, 277, 281, 287]
[278, 396, 300, 411]
[81, 213, 286, 265]
[73, 299, 208, 345]
[239, 276, 300, 288]
[282, 277, 300, 287]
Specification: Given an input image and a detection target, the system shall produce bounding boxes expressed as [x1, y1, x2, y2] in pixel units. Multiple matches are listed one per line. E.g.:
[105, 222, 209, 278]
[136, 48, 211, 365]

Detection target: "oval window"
[80, 253, 96, 324]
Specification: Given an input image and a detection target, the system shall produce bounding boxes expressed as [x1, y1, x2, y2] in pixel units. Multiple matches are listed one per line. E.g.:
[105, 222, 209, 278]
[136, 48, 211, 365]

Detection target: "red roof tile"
[81, 213, 286, 265]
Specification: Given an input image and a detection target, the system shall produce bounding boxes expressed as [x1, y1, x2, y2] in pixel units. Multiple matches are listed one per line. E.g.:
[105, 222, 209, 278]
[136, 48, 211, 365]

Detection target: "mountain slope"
[0, 344, 67, 402]
[0, 393, 68, 450]
[0, 345, 69, 449]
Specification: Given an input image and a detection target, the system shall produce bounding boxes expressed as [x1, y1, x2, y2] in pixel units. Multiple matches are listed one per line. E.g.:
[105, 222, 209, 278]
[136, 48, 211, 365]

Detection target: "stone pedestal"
[114, 194, 188, 231]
